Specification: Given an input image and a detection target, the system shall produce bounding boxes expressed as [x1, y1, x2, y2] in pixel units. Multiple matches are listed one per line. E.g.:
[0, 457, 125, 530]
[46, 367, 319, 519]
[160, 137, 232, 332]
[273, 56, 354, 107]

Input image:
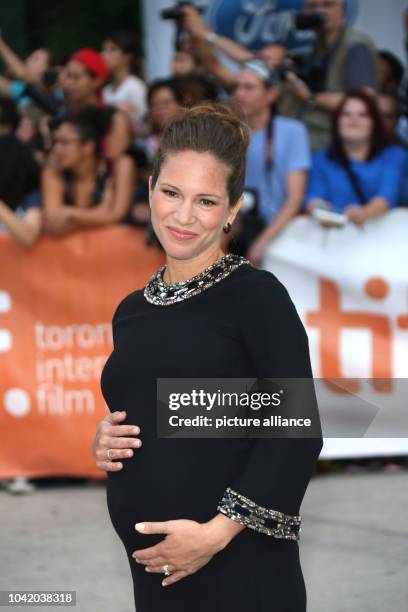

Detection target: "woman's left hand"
[345, 204, 367, 225]
[132, 518, 233, 586]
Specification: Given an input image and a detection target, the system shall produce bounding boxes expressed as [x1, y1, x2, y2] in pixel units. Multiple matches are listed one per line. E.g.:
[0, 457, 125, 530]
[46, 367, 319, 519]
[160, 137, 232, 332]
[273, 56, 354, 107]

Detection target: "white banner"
[263, 209, 408, 458]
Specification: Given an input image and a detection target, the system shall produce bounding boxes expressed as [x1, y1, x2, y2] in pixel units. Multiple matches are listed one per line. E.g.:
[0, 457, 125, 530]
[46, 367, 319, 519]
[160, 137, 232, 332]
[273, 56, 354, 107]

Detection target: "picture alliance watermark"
[167, 413, 312, 429]
[157, 377, 408, 439]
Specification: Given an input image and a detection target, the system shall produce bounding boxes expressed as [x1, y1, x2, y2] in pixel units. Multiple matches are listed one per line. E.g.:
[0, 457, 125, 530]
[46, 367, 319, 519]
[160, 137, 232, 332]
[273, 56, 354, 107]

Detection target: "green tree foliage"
[20, 0, 142, 62]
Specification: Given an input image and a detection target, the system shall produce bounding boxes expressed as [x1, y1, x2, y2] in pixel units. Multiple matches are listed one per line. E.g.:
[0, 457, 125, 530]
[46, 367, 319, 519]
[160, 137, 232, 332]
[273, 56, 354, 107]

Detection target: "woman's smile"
[167, 226, 198, 240]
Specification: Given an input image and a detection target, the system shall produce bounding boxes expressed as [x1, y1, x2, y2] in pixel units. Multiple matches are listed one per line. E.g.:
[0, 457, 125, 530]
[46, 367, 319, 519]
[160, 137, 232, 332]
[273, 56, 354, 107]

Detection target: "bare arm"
[0, 75, 11, 97]
[67, 156, 136, 227]
[0, 34, 28, 81]
[314, 92, 346, 111]
[192, 40, 239, 88]
[345, 196, 390, 225]
[284, 72, 346, 112]
[106, 110, 132, 160]
[42, 163, 79, 236]
[181, 5, 253, 87]
[42, 163, 66, 212]
[246, 170, 307, 264]
[203, 33, 253, 64]
[182, 6, 253, 63]
[363, 197, 390, 218]
[285, 70, 378, 113]
[0, 201, 42, 247]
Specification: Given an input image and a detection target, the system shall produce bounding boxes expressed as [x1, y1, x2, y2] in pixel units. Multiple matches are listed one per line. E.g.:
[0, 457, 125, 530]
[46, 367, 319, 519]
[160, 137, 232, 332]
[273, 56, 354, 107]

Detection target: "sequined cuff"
[217, 487, 301, 541]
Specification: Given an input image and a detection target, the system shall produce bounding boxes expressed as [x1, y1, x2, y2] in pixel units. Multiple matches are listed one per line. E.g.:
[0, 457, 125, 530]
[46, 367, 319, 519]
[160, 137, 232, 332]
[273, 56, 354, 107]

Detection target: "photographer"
[179, 4, 287, 89]
[283, 0, 378, 150]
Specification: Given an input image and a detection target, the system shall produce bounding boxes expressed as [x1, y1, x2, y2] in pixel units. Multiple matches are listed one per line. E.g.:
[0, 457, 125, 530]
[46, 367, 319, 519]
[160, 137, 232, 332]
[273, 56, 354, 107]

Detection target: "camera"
[266, 13, 326, 88]
[161, 1, 205, 21]
[42, 68, 60, 88]
[293, 13, 325, 31]
[161, 2, 206, 51]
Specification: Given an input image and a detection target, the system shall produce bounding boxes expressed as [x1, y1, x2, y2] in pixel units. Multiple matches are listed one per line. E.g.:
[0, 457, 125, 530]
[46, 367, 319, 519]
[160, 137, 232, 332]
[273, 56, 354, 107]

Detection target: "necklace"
[143, 253, 252, 306]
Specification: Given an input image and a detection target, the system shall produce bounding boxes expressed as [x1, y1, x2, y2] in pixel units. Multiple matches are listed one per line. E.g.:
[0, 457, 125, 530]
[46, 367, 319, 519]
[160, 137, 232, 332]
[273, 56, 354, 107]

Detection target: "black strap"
[342, 158, 367, 205]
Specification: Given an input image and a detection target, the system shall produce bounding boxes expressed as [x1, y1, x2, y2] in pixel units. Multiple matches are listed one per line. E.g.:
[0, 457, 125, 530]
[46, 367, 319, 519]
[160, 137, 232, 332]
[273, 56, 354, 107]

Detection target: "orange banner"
[0, 226, 165, 479]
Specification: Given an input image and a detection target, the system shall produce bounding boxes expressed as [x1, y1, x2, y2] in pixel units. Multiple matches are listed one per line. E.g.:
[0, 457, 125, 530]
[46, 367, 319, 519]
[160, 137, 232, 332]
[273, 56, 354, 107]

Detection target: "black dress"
[100, 256, 323, 611]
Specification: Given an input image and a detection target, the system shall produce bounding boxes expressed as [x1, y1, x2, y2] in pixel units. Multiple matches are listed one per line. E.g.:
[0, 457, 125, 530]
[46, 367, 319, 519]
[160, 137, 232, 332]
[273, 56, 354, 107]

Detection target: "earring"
[222, 222, 232, 234]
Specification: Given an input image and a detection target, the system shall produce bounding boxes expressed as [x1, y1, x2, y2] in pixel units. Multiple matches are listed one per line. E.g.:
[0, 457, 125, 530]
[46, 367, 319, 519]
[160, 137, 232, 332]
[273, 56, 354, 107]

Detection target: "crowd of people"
[1, 0, 408, 264]
[2, 0, 408, 494]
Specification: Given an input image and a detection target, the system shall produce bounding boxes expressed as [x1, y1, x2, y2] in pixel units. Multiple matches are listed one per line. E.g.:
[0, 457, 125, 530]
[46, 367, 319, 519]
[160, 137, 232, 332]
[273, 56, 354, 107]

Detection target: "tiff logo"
[307, 277, 408, 393]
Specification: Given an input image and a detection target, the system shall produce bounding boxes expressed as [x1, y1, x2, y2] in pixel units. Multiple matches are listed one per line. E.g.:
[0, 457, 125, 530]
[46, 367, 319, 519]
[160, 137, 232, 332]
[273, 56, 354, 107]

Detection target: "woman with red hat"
[63, 48, 132, 160]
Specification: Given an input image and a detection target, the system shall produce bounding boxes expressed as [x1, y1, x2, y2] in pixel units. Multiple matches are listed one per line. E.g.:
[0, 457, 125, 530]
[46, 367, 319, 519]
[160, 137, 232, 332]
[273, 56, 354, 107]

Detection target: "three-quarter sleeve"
[217, 272, 323, 540]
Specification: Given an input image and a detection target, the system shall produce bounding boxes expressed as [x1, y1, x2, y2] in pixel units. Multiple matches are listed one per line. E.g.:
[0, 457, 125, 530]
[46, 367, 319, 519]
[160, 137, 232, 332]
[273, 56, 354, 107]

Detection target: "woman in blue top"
[306, 89, 407, 225]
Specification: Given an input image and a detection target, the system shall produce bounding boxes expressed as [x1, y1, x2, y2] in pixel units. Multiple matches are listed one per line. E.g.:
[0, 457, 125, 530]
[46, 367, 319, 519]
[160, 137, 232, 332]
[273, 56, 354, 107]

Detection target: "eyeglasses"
[305, 0, 341, 9]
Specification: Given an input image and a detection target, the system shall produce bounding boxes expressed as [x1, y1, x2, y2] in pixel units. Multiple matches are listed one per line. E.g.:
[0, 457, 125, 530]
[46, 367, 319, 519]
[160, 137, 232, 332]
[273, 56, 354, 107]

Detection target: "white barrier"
[264, 209, 408, 458]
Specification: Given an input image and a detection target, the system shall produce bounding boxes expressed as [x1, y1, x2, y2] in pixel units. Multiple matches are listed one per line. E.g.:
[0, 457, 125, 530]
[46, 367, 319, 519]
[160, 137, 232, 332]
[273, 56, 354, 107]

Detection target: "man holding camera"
[180, 4, 288, 89]
[282, 0, 378, 149]
[181, 1, 378, 150]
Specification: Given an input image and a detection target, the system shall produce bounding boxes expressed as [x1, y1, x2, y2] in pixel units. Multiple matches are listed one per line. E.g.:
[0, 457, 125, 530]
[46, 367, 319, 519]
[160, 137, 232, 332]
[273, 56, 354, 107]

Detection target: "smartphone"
[311, 207, 347, 227]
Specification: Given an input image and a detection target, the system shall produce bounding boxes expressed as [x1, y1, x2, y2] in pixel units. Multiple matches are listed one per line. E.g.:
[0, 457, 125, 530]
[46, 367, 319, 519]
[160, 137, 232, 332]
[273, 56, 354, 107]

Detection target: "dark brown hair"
[151, 101, 251, 206]
[329, 88, 390, 162]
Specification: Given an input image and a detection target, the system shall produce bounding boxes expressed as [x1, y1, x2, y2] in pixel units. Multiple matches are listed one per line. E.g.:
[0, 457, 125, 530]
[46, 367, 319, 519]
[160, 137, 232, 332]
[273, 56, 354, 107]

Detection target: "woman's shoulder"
[231, 263, 293, 304]
[111, 288, 145, 323]
[230, 264, 307, 334]
[125, 75, 147, 93]
[42, 160, 63, 180]
[274, 115, 307, 136]
[378, 143, 408, 163]
[110, 152, 136, 175]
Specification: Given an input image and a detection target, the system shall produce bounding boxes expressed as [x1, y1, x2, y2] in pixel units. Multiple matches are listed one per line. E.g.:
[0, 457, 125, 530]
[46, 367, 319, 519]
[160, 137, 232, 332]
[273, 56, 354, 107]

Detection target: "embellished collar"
[143, 253, 252, 306]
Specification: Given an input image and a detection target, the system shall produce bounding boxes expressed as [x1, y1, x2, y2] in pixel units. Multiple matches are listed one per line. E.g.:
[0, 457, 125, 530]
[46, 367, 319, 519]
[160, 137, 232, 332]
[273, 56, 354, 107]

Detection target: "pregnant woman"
[94, 103, 323, 611]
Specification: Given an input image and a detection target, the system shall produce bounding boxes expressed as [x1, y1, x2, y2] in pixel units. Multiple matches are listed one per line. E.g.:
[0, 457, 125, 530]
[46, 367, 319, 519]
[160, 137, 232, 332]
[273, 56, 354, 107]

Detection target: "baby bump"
[106, 471, 167, 553]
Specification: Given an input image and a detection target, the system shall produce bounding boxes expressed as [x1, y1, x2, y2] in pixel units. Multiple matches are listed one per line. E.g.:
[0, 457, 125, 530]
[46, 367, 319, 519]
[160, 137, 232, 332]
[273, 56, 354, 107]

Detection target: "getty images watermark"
[157, 378, 408, 439]
[157, 377, 321, 439]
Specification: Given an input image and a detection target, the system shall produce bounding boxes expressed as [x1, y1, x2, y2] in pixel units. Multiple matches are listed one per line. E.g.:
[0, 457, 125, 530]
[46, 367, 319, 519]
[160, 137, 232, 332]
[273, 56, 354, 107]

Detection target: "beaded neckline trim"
[143, 253, 252, 306]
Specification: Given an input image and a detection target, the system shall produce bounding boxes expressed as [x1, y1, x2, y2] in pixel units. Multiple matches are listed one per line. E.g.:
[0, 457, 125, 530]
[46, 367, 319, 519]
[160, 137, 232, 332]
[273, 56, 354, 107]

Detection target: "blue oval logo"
[206, 0, 359, 52]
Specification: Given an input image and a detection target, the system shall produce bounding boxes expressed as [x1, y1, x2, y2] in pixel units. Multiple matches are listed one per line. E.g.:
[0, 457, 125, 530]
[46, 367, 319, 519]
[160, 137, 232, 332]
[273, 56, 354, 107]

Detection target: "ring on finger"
[106, 449, 113, 461]
[162, 564, 172, 576]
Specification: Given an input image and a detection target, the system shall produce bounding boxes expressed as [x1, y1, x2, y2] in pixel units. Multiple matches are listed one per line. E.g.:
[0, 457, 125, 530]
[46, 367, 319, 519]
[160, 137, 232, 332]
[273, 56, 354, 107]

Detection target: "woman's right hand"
[92, 411, 142, 472]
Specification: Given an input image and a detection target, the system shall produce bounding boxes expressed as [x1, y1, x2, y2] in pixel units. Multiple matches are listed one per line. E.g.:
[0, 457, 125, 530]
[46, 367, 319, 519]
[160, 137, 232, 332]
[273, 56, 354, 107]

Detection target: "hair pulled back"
[151, 101, 250, 206]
